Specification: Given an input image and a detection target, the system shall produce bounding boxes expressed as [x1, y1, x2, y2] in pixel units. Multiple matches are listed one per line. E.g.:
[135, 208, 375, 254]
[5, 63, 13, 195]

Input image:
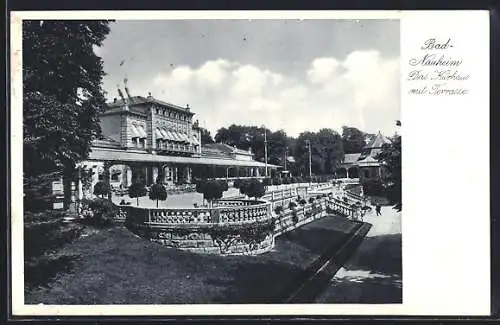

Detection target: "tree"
[23, 20, 112, 209]
[342, 126, 366, 154]
[246, 179, 266, 201]
[199, 127, 215, 144]
[377, 134, 401, 211]
[129, 180, 147, 206]
[149, 183, 168, 208]
[93, 181, 110, 199]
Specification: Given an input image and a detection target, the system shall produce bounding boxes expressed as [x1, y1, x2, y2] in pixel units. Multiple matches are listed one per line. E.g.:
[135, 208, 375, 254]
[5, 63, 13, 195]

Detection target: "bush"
[362, 180, 386, 196]
[263, 178, 272, 187]
[288, 201, 297, 209]
[246, 179, 266, 200]
[199, 179, 228, 207]
[129, 180, 147, 205]
[308, 197, 315, 204]
[299, 199, 307, 205]
[217, 179, 229, 192]
[81, 198, 119, 227]
[93, 181, 111, 198]
[233, 179, 241, 188]
[149, 183, 168, 207]
[274, 205, 283, 215]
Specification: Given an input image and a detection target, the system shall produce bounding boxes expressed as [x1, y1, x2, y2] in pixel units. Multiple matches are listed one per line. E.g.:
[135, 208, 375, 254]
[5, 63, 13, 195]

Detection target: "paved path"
[315, 205, 402, 303]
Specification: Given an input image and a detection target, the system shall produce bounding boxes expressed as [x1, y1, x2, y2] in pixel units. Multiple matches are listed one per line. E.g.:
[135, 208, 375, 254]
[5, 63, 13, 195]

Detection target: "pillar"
[103, 161, 112, 200]
[346, 168, 350, 179]
[77, 166, 83, 201]
[185, 165, 192, 183]
[255, 167, 260, 177]
[226, 167, 229, 180]
[174, 165, 178, 184]
[152, 166, 159, 184]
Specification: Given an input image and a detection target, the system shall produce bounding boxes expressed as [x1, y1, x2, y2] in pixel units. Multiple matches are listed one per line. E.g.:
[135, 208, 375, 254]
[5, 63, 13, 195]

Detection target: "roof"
[343, 153, 361, 164]
[364, 131, 391, 149]
[87, 147, 280, 168]
[202, 143, 252, 156]
[357, 156, 382, 167]
[106, 95, 194, 115]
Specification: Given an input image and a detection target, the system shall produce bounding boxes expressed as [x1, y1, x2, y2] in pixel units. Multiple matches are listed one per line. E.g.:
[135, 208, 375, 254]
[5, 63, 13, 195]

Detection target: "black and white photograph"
[20, 17, 403, 306]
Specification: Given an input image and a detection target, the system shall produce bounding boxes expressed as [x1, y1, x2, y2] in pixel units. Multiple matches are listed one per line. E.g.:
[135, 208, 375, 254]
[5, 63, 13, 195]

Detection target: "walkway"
[315, 205, 402, 303]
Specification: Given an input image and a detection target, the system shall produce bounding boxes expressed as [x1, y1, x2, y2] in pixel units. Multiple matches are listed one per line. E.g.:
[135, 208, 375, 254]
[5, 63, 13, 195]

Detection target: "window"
[364, 169, 370, 178]
[156, 108, 159, 114]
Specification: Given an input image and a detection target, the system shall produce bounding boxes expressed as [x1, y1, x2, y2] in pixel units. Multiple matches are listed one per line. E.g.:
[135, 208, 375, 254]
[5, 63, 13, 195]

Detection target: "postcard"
[10, 10, 491, 317]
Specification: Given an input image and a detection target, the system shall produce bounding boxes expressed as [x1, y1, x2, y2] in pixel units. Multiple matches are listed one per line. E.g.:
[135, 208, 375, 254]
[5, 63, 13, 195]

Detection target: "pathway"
[315, 205, 402, 303]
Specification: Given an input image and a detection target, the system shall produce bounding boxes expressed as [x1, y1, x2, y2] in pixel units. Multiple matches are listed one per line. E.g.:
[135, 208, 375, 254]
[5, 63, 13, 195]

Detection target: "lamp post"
[305, 139, 312, 184]
[262, 125, 268, 178]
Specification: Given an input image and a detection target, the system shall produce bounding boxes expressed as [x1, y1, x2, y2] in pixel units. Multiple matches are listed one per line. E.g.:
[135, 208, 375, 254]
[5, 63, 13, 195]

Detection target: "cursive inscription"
[407, 38, 470, 96]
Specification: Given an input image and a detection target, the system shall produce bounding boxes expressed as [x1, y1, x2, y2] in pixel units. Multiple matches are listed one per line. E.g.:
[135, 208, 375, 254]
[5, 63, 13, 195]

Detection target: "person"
[376, 204, 382, 216]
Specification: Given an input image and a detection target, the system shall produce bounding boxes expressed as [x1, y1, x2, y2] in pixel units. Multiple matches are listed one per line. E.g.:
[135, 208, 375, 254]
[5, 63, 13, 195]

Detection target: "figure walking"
[375, 204, 382, 216]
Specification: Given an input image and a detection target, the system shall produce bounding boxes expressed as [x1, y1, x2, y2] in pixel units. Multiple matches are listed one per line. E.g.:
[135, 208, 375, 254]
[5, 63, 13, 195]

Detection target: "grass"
[25, 214, 359, 304]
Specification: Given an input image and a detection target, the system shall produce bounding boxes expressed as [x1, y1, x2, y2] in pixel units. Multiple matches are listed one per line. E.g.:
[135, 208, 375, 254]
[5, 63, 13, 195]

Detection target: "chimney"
[117, 88, 128, 111]
[113, 98, 117, 103]
[186, 104, 190, 111]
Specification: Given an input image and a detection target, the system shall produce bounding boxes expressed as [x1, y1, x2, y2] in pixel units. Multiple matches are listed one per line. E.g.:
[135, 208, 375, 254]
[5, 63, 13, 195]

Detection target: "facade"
[69, 90, 280, 202]
[336, 131, 391, 183]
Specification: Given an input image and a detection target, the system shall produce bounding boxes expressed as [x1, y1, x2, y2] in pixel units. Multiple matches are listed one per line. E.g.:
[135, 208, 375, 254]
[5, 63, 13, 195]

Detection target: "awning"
[155, 128, 164, 139]
[191, 135, 198, 144]
[137, 125, 147, 138]
[130, 124, 141, 138]
[164, 130, 176, 141]
[160, 128, 169, 139]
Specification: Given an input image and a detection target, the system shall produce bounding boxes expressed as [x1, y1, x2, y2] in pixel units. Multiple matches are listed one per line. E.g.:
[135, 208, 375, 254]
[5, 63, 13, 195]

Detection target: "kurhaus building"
[71, 89, 279, 199]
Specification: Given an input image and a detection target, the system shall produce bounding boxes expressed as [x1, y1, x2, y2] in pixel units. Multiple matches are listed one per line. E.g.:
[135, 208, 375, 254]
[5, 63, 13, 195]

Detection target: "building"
[64, 90, 280, 202]
[336, 131, 391, 183]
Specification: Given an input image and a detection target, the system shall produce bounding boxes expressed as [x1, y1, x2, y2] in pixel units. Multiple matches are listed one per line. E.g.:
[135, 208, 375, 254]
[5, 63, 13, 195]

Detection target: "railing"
[326, 197, 356, 218]
[124, 200, 271, 226]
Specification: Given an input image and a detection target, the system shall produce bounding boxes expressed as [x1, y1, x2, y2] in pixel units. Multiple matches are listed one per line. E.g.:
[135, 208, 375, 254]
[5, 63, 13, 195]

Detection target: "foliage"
[362, 180, 386, 197]
[80, 198, 119, 227]
[24, 171, 61, 212]
[377, 134, 402, 211]
[288, 201, 297, 210]
[128, 180, 147, 205]
[308, 197, 315, 204]
[149, 183, 168, 208]
[233, 178, 242, 189]
[274, 205, 283, 215]
[299, 199, 307, 205]
[24, 210, 83, 258]
[196, 179, 228, 207]
[23, 20, 112, 208]
[342, 126, 367, 154]
[207, 218, 276, 253]
[199, 127, 215, 144]
[93, 181, 110, 198]
[246, 179, 266, 200]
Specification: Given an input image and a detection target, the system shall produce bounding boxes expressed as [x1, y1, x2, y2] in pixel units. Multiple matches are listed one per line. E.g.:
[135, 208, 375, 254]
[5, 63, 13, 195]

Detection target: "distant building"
[336, 131, 391, 183]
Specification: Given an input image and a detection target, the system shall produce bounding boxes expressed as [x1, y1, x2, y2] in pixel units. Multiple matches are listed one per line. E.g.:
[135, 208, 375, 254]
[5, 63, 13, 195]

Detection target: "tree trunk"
[62, 167, 74, 210]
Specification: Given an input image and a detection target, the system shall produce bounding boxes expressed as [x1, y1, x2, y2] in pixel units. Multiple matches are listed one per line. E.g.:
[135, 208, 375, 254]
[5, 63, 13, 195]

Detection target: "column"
[152, 166, 159, 184]
[174, 165, 178, 184]
[255, 167, 260, 177]
[226, 167, 229, 180]
[77, 166, 83, 201]
[346, 168, 350, 179]
[185, 165, 192, 183]
[103, 161, 112, 201]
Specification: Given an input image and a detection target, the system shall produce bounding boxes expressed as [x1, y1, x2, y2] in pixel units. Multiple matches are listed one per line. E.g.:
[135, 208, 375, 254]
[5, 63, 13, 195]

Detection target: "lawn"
[25, 214, 359, 304]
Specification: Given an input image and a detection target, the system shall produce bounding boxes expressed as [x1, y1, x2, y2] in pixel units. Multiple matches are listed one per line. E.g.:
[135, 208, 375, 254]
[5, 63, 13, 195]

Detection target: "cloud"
[144, 50, 399, 138]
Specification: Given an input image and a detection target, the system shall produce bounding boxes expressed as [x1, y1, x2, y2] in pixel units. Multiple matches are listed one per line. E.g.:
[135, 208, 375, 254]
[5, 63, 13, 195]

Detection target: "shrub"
[308, 197, 315, 204]
[362, 180, 386, 196]
[81, 198, 119, 227]
[263, 178, 272, 187]
[233, 178, 241, 188]
[246, 179, 266, 200]
[199, 179, 228, 207]
[288, 201, 297, 209]
[149, 183, 168, 207]
[217, 179, 229, 192]
[128, 180, 147, 205]
[93, 181, 111, 198]
[299, 199, 307, 205]
[274, 205, 283, 215]
[239, 179, 251, 196]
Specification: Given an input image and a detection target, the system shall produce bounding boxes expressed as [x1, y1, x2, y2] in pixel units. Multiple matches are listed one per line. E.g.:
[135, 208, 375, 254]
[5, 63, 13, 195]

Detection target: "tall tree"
[23, 20, 112, 209]
[378, 134, 402, 211]
[341, 126, 366, 154]
[199, 127, 214, 144]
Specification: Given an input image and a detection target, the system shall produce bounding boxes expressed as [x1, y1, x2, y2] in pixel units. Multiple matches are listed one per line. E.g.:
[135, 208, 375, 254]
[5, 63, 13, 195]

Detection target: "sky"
[95, 19, 400, 138]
